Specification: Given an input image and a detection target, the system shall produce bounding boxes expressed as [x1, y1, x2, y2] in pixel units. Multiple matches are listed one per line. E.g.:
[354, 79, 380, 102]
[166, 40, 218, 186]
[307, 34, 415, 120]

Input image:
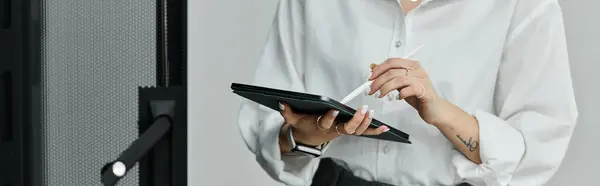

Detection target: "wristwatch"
[286, 126, 325, 157]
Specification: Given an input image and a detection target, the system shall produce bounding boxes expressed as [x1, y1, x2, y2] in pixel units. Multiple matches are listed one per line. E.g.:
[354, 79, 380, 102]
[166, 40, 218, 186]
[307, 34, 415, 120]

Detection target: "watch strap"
[287, 126, 323, 157]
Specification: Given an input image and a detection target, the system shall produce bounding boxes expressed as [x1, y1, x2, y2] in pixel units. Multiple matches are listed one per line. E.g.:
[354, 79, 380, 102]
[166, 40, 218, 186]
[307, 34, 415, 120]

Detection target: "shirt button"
[395, 41, 403, 48]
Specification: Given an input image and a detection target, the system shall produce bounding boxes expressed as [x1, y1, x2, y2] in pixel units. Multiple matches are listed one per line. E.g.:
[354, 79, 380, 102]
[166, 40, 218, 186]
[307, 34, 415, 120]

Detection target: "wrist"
[279, 124, 328, 157]
[291, 128, 322, 147]
[278, 124, 293, 153]
[279, 124, 321, 153]
[430, 99, 460, 128]
[431, 99, 475, 129]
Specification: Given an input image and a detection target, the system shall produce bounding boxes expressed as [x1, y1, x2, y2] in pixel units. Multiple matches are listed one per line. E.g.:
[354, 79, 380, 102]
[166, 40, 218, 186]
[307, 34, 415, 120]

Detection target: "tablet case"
[231, 83, 411, 144]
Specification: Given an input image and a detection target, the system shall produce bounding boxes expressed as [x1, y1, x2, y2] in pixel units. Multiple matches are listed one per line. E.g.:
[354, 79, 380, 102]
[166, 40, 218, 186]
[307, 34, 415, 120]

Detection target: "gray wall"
[187, 0, 281, 185]
[547, 1, 600, 185]
[187, 0, 600, 185]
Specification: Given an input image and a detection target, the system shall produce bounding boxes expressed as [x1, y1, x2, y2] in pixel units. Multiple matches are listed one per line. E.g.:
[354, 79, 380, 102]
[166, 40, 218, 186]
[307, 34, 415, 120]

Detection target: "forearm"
[434, 99, 482, 164]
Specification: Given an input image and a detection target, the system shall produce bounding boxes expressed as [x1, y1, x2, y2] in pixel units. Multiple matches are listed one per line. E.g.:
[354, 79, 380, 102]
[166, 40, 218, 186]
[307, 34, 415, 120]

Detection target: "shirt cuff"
[453, 110, 526, 186]
[256, 113, 321, 186]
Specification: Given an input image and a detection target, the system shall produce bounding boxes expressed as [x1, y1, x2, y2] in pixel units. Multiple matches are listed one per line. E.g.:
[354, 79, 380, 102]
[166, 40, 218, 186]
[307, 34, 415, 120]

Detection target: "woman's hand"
[369, 58, 483, 164]
[278, 103, 389, 153]
[368, 58, 452, 126]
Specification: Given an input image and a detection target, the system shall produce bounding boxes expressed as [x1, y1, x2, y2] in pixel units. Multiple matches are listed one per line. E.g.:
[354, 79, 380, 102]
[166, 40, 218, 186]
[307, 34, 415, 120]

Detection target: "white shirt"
[237, 0, 578, 185]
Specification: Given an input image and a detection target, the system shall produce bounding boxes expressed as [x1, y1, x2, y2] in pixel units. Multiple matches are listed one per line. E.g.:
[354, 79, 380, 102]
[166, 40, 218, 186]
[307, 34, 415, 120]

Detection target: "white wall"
[188, 1, 600, 185]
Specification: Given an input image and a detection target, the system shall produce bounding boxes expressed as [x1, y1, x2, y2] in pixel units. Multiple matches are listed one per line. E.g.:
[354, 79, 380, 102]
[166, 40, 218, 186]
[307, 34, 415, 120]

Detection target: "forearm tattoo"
[456, 135, 479, 152]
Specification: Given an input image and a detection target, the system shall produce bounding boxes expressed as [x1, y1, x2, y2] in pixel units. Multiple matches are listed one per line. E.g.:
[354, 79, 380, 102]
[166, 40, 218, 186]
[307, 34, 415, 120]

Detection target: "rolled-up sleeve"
[453, 1, 578, 185]
[237, 1, 320, 185]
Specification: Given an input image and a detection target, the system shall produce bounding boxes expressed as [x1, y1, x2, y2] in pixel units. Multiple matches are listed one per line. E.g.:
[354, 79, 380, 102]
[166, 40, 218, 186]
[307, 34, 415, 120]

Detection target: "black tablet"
[231, 83, 411, 144]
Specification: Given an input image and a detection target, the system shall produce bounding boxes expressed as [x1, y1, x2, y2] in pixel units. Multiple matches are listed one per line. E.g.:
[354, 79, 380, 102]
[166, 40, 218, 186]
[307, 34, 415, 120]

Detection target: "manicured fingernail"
[278, 103, 285, 111]
[361, 105, 369, 115]
[364, 87, 371, 96]
[381, 125, 390, 132]
[332, 110, 339, 117]
[374, 91, 380, 98]
[368, 110, 375, 119]
[370, 63, 376, 70]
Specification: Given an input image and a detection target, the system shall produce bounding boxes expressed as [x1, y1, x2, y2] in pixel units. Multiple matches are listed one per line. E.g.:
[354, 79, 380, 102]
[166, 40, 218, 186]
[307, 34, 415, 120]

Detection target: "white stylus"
[339, 45, 425, 104]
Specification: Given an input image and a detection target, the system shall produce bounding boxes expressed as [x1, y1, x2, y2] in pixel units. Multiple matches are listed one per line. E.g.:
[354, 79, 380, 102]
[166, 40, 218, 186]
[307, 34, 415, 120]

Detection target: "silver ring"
[417, 85, 426, 99]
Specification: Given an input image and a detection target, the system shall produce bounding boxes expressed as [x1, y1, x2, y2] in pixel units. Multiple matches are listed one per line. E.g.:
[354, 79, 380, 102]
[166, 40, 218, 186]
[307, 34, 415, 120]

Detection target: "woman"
[238, 0, 578, 185]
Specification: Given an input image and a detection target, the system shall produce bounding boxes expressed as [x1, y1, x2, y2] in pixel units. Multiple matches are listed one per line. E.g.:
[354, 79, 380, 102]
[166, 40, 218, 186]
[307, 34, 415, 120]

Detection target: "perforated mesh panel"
[41, 1, 157, 185]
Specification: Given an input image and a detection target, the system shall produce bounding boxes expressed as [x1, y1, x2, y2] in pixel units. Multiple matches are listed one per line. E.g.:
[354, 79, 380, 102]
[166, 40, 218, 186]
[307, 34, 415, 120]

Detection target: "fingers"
[397, 84, 426, 100]
[376, 76, 419, 98]
[368, 69, 407, 95]
[361, 125, 390, 136]
[380, 76, 419, 98]
[353, 110, 375, 135]
[278, 102, 303, 126]
[369, 58, 421, 80]
[280, 102, 390, 137]
[343, 105, 369, 134]
[317, 109, 339, 131]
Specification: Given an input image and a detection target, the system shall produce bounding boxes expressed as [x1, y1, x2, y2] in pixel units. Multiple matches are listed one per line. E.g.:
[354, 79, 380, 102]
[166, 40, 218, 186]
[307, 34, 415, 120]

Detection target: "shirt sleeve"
[453, 1, 579, 185]
[237, 1, 320, 185]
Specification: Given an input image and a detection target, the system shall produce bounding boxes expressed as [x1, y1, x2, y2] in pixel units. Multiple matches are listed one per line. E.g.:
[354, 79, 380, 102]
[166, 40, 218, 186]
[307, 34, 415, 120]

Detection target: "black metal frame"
[143, 0, 188, 184]
[0, 0, 188, 185]
[0, 0, 42, 185]
[137, 87, 188, 186]
[158, 0, 188, 87]
[102, 86, 187, 186]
